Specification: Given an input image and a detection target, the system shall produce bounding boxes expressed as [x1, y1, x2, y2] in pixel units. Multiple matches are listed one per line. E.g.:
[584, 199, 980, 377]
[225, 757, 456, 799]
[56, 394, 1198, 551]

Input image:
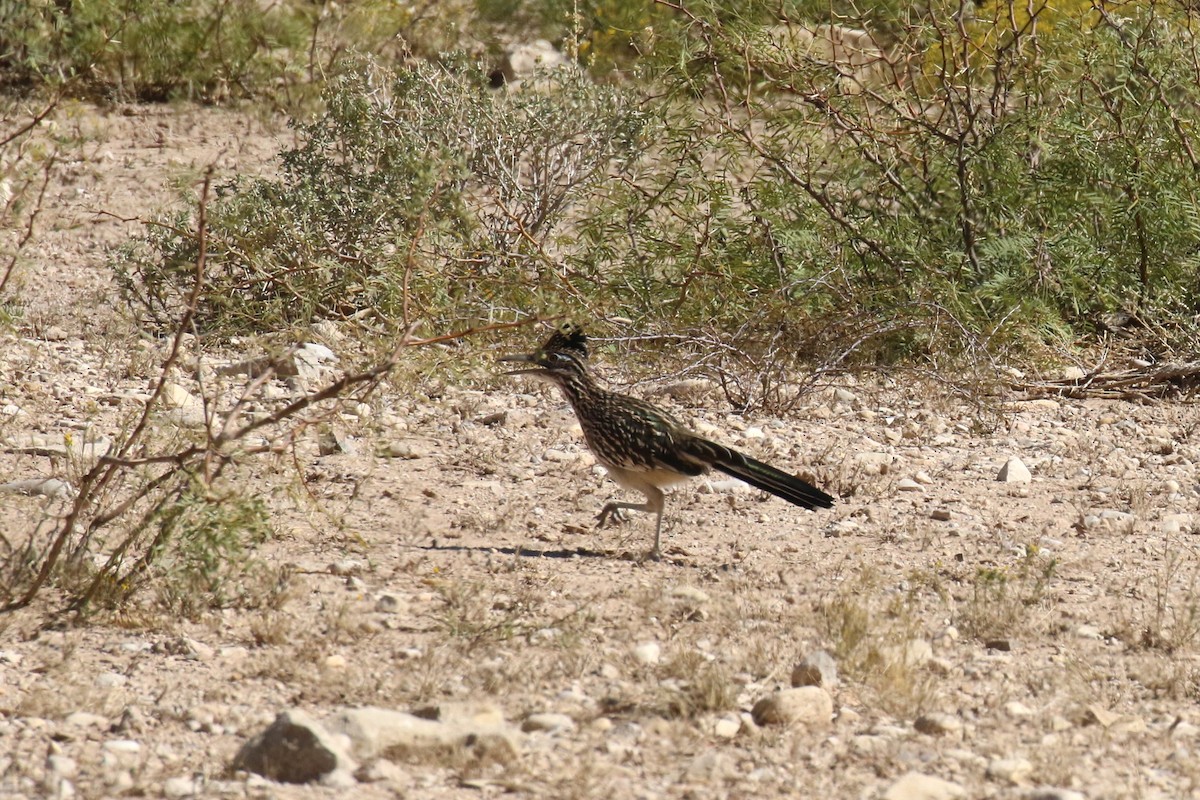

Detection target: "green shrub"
[115, 57, 648, 334]
[0, 0, 314, 101]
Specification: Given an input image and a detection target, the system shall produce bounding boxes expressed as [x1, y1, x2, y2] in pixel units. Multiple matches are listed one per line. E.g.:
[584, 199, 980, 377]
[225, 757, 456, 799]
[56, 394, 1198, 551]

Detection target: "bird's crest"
[541, 321, 588, 361]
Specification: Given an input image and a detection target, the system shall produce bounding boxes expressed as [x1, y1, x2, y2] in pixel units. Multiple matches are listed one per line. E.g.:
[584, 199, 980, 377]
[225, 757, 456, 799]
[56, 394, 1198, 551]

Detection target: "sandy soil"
[2, 103, 1200, 800]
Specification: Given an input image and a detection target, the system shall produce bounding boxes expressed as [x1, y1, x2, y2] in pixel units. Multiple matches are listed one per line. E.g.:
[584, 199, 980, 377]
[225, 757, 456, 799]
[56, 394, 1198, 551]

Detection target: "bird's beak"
[498, 353, 543, 376]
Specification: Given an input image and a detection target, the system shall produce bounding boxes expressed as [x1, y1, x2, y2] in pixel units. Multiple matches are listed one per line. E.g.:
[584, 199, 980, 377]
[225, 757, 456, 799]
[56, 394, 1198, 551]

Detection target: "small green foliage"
[114, 57, 647, 336]
[959, 547, 1057, 640]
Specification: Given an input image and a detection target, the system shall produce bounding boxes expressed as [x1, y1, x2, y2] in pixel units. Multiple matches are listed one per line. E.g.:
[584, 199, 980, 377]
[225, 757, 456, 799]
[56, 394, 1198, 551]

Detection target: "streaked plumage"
[501, 322, 834, 559]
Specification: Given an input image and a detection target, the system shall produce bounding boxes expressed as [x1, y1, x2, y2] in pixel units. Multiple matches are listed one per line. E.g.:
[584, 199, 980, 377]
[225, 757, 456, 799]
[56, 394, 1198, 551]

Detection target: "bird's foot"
[596, 503, 629, 528]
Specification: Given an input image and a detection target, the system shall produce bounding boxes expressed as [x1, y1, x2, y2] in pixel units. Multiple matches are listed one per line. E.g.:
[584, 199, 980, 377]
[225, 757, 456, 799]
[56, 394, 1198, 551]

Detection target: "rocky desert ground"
[2, 103, 1200, 800]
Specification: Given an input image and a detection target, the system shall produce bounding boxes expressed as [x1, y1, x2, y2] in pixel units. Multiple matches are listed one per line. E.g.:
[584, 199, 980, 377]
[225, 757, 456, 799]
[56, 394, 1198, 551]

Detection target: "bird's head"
[499, 322, 589, 385]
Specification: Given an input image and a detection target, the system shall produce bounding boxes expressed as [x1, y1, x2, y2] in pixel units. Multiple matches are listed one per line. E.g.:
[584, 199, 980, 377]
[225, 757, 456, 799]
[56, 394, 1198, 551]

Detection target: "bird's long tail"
[710, 447, 834, 509]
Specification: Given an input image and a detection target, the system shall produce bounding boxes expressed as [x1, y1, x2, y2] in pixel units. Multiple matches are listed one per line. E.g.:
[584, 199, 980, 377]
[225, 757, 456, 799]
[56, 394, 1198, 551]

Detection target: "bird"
[500, 322, 834, 559]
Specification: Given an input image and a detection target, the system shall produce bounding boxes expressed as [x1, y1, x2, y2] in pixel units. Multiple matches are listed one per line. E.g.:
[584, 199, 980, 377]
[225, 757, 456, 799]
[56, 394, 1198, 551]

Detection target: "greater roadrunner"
[501, 323, 834, 559]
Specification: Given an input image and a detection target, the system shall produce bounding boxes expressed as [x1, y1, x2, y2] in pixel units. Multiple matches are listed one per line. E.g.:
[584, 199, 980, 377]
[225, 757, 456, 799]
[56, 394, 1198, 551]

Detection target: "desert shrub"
[114, 57, 648, 334]
[0, 0, 314, 102]
[115, 0, 1200, 384]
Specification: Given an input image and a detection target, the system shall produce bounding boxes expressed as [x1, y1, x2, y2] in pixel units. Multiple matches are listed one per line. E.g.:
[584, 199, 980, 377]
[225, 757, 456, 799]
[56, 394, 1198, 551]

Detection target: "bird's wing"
[582, 396, 708, 477]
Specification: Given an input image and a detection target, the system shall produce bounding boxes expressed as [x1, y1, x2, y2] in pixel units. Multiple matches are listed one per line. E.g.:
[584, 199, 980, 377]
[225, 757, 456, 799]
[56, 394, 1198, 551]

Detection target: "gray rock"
[914, 713, 963, 736]
[162, 776, 198, 797]
[634, 642, 661, 666]
[1081, 510, 1136, 535]
[1023, 790, 1086, 800]
[791, 649, 838, 688]
[327, 705, 519, 763]
[884, 771, 967, 800]
[751, 687, 833, 728]
[3, 432, 111, 461]
[521, 713, 575, 733]
[64, 712, 108, 728]
[997, 457, 1032, 483]
[986, 757, 1034, 784]
[499, 40, 571, 85]
[232, 709, 356, 784]
[0, 478, 73, 498]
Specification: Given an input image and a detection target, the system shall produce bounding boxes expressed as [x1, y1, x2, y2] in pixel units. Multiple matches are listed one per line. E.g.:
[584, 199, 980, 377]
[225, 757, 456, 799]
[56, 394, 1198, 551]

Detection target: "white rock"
[897, 478, 924, 492]
[102, 740, 141, 755]
[521, 713, 575, 733]
[1162, 513, 1194, 535]
[884, 771, 966, 800]
[713, 715, 740, 738]
[326, 705, 518, 763]
[64, 712, 108, 728]
[750, 687, 833, 729]
[93, 671, 126, 690]
[996, 457, 1032, 483]
[163, 776, 197, 797]
[986, 756, 1033, 784]
[634, 642, 661, 666]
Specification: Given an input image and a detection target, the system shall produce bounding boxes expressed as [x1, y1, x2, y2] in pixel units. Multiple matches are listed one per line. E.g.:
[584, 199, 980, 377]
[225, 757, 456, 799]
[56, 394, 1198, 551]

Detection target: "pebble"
[751, 687, 833, 729]
[1004, 700, 1034, 717]
[986, 756, 1033, 784]
[521, 713, 575, 733]
[64, 712, 108, 728]
[102, 740, 141, 755]
[634, 642, 661, 666]
[996, 457, 1032, 483]
[884, 771, 966, 800]
[713, 715, 741, 738]
[930, 508, 952, 521]
[163, 776, 198, 797]
[897, 478, 924, 492]
[1081, 510, 1136, 535]
[791, 649, 838, 688]
[913, 713, 963, 736]
[46, 755, 77, 779]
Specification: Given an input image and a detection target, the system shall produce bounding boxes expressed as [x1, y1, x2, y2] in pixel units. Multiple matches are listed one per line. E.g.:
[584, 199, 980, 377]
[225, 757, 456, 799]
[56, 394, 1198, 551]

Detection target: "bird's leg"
[596, 500, 650, 528]
[597, 487, 665, 561]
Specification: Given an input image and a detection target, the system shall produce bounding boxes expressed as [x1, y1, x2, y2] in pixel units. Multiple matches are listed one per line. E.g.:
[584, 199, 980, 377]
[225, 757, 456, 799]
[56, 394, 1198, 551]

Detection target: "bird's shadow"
[416, 541, 691, 565]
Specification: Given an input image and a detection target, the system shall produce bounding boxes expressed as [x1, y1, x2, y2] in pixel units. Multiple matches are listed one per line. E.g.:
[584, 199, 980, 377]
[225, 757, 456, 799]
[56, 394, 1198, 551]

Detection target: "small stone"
[355, 758, 409, 784]
[931, 508, 952, 521]
[102, 740, 141, 755]
[324, 654, 347, 670]
[375, 594, 405, 613]
[521, 713, 575, 733]
[751, 687, 833, 728]
[985, 639, 1011, 652]
[996, 457, 1032, 483]
[834, 388, 858, 404]
[1162, 513, 1194, 535]
[382, 441, 428, 459]
[47, 755, 77, 779]
[634, 642, 661, 666]
[233, 709, 356, 784]
[986, 757, 1033, 784]
[1024, 790, 1086, 800]
[914, 713, 963, 736]
[897, 478, 924, 492]
[884, 771, 966, 800]
[163, 776, 197, 797]
[791, 650, 838, 688]
[64, 712, 108, 728]
[1004, 701, 1034, 717]
[1060, 365, 1087, 381]
[713, 715, 741, 738]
